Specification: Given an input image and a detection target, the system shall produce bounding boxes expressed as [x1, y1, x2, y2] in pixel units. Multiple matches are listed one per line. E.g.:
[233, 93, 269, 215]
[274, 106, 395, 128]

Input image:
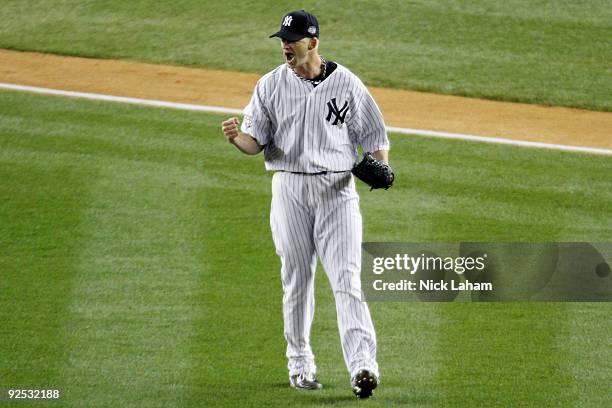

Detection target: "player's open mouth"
[285, 52, 295, 63]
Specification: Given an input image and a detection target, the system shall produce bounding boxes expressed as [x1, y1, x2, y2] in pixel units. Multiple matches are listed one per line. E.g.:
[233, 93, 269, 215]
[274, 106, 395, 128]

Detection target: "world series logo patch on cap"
[308, 26, 316, 35]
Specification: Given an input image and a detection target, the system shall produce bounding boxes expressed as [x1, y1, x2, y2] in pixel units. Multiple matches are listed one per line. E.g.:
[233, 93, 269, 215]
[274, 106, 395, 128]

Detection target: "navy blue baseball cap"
[270, 10, 319, 42]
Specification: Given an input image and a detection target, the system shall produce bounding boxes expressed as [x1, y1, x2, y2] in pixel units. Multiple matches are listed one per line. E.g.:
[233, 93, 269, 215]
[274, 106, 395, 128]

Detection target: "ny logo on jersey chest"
[325, 98, 349, 125]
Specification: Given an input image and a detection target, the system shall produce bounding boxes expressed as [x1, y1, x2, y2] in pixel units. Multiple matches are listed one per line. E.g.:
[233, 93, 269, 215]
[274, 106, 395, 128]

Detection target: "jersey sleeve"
[241, 79, 273, 146]
[348, 81, 390, 153]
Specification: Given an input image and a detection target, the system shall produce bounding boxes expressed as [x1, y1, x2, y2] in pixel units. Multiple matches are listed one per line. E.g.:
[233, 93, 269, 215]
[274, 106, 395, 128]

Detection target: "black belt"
[280, 170, 349, 175]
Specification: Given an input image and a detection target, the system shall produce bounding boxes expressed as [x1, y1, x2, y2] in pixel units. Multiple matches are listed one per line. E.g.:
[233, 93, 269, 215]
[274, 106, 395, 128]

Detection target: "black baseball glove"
[351, 152, 395, 190]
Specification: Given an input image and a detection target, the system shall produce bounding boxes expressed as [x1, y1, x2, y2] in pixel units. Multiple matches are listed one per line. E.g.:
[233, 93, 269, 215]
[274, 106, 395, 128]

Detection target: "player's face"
[280, 38, 310, 68]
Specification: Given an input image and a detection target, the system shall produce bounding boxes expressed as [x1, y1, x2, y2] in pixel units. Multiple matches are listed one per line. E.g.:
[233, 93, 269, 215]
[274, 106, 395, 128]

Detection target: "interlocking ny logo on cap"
[283, 16, 293, 26]
[326, 98, 349, 125]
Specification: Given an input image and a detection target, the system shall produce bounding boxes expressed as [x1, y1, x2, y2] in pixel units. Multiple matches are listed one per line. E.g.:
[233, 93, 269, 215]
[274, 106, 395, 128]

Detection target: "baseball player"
[221, 10, 390, 399]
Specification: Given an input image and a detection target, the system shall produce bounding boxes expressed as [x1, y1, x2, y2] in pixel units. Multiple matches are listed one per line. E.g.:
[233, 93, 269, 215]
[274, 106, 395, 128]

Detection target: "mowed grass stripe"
[0, 159, 86, 390]
[1, 90, 610, 406]
[61, 162, 205, 407]
[436, 303, 575, 406]
[564, 303, 612, 407]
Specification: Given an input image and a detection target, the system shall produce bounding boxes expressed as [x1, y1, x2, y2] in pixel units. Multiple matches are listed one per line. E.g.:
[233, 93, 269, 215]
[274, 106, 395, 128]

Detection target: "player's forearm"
[231, 132, 264, 155]
[372, 150, 389, 164]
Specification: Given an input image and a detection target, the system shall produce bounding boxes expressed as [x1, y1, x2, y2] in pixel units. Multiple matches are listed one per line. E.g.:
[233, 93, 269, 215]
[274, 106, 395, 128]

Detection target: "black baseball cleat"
[289, 372, 323, 390]
[351, 369, 378, 399]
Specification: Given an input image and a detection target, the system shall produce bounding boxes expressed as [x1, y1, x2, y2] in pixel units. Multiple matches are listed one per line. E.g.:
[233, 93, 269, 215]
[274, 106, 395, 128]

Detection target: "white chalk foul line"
[1, 82, 610, 156]
[385, 126, 612, 155]
[0, 82, 243, 115]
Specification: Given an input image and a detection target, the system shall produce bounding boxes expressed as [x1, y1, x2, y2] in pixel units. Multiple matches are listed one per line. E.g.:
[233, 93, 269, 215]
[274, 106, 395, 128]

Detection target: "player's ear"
[308, 37, 318, 50]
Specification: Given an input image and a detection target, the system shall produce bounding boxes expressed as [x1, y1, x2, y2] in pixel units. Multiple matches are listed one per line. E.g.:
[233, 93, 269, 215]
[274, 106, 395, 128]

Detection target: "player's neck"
[294, 54, 323, 79]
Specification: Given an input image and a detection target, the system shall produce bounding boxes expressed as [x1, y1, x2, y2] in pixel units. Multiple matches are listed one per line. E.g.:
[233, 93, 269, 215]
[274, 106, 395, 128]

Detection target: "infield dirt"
[1, 49, 610, 149]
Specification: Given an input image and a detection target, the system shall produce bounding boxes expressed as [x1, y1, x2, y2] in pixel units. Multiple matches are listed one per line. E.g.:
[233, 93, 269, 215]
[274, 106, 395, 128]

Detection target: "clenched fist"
[221, 117, 240, 144]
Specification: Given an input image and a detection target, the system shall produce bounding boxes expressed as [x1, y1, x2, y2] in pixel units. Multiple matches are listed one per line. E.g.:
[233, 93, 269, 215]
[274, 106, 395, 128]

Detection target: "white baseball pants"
[270, 171, 379, 378]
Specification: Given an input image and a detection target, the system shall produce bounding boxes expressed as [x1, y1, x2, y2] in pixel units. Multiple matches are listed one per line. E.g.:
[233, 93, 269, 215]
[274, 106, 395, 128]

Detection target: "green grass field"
[1, 91, 610, 407]
[1, 0, 611, 111]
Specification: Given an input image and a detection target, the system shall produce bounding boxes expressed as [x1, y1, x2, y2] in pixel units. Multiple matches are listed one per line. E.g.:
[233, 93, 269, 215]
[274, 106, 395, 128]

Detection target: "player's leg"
[270, 172, 319, 380]
[313, 173, 379, 382]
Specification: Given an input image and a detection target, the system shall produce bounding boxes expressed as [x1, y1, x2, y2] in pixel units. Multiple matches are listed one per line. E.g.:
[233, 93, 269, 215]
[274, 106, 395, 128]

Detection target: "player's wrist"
[229, 133, 241, 145]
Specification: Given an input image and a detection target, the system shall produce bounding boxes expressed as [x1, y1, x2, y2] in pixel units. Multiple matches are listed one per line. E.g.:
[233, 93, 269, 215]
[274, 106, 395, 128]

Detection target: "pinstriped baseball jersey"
[241, 62, 389, 172]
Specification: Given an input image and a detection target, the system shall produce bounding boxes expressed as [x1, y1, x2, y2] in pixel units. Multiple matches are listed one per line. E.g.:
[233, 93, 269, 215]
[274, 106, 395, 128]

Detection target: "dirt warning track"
[1, 49, 610, 149]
